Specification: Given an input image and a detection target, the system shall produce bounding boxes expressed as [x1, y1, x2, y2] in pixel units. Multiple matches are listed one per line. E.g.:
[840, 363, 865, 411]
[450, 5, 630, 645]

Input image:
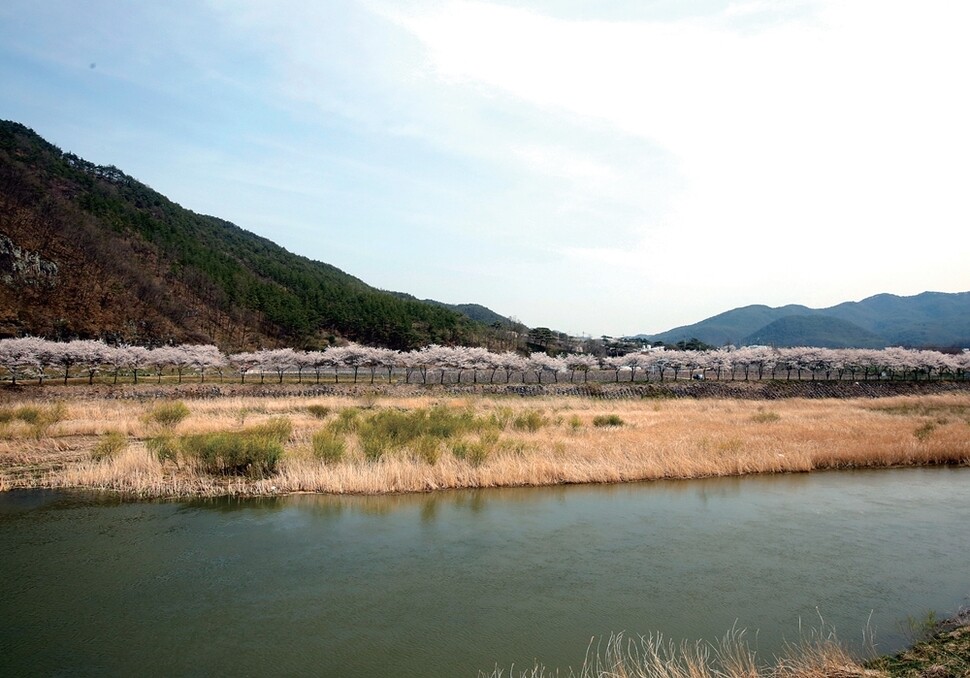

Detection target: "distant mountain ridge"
[0, 120, 498, 350]
[636, 292, 970, 348]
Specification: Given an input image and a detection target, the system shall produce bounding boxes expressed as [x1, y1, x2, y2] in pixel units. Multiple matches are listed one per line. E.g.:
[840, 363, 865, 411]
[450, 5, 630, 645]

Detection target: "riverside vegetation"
[1, 390, 968, 497]
[481, 608, 970, 678]
[3, 389, 969, 677]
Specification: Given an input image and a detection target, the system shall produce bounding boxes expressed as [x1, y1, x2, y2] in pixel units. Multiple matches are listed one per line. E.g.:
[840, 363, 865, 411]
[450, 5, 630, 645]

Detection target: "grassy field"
[1, 390, 968, 497]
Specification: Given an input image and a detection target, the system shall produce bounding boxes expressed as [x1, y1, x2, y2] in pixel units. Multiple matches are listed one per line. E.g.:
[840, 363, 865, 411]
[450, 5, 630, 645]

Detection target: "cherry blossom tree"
[417, 345, 455, 384]
[525, 352, 565, 383]
[705, 348, 733, 381]
[320, 346, 350, 383]
[253, 348, 298, 383]
[187, 345, 227, 383]
[334, 344, 371, 384]
[495, 351, 526, 383]
[73, 340, 111, 384]
[564, 354, 598, 383]
[51, 340, 90, 385]
[0, 337, 42, 385]
[229, 351, 260, 383]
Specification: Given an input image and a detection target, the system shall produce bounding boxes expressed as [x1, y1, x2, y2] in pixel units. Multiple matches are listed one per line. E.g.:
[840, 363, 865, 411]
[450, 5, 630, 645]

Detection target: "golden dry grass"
[1, 392, 968, 497]
[481, 626, 887, 678]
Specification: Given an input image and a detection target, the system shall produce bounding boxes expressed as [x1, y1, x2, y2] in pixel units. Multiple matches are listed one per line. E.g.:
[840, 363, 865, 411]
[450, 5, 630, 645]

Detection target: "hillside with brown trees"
[0, 120, 489, 351]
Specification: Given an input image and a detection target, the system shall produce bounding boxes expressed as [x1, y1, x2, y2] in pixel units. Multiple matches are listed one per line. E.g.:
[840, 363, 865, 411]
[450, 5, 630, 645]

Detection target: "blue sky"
[2, 0, 968, 337]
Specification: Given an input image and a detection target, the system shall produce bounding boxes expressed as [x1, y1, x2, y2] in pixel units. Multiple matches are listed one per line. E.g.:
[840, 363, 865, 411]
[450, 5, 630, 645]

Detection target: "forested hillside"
[0, 121, 485, 350]
[742, 315, 886, 348]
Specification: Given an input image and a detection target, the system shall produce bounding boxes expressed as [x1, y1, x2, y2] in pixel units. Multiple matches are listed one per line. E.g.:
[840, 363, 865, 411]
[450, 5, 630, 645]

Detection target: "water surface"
[2, 467, 969, 676]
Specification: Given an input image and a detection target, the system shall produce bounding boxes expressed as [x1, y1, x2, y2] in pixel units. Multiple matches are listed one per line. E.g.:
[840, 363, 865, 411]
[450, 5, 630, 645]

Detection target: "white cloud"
[375, 0, 970, 331]
[9, 0, 966, 334]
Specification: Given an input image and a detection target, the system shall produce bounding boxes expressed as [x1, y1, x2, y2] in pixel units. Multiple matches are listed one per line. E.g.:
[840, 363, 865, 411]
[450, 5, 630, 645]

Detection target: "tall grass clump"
[410, 435, 441, 464]
[246, 416, 293, 441]
[451, 440, 490, 467]
[147, 434, 179, 465]
[592, 414, 624, 427]
[180, 432, 283, 477]
[91, 431, 128, 461]
[7, 403, 68, 438]
[913, 421, 936, 441]
[12, 405, 44, 425]
[329, 407, 362, 434]
[354, 406, 489, 461]
[311, 429, 345, 463]
[511, 408, 547, 432]
[150, 416, 292, 478]
[145, 400, 190, 427]
[306, 404, 331, 419]
[481, 625, 869, 678]
[489, 406, 515, 429]
[750, 408, 781, 424]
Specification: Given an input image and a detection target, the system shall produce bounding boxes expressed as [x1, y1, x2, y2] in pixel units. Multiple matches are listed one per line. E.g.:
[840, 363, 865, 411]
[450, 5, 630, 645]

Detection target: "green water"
[1, 467, 969, 677]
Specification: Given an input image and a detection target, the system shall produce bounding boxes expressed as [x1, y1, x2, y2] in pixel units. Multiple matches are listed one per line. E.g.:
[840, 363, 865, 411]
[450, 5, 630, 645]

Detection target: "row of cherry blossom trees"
[0, 337, 968, 385]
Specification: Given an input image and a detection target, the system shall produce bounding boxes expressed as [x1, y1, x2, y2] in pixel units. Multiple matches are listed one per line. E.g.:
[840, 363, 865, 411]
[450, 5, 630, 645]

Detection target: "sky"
[1, 0, 968, 337]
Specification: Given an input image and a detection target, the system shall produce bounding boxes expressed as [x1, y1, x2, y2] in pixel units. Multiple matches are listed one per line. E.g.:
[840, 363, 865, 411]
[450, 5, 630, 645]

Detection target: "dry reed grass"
[1, 392, 968, 497]
[481, 624, 885, 678]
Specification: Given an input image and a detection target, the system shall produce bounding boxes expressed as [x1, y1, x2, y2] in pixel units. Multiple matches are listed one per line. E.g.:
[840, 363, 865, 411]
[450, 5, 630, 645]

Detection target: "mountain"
[742, 315, 886, 348]
[389, 292, 524, 329]
[820, 292, 970, 347]
[0, 121, 491, 350]
[636, 292, 970, 348]
[639, 304, 813, 347]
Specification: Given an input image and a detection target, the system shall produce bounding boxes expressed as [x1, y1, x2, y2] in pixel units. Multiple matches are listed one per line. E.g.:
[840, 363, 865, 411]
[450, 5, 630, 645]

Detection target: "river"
[2, 467, 968, 676]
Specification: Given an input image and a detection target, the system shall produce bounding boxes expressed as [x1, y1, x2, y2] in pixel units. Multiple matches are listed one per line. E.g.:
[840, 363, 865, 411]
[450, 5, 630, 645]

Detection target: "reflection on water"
[1, 468, 969, 678]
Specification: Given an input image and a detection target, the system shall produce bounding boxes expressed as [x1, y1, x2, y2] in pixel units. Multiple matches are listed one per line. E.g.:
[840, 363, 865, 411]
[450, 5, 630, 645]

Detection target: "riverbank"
[481, 609, 970, 677]
[867, 607, 970, 677]
[1, 387, 968, 497]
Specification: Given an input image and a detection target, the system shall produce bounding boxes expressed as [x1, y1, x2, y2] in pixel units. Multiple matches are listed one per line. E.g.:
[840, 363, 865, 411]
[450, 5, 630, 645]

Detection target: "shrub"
[422, 406, 480, 438]
[512, 409, 547, 432]
[359, 429, 389, 461]
[329, 408, 361, 434]
[355, 406, 486, 462]
[451, 440, 489, 467]
[147, 434, 179, 464]
[750, 408, 781, 423]
[13, 405, 43, 425]
[410, 436, 441, 464]
[153, 418, 291, 477]
[10, 403, 67, 438]
[246, 417, 293, 442]
[914, 421, 936, 441]
[91, 431, 127, 461]
[180, 431, 282, 477]
[306, 404, 331, 419]
[592, 414, 624, 427]
[489, 406, 515, 429]
[146, 400, 190, 427]
[479, 429, 500, 448]
[311, 429, 345, 463]
[9, 403, 65, 425]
